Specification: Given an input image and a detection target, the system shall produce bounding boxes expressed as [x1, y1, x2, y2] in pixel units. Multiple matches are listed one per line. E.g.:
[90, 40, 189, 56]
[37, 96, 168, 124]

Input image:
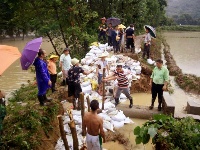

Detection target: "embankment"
[162, 38, 200, 94]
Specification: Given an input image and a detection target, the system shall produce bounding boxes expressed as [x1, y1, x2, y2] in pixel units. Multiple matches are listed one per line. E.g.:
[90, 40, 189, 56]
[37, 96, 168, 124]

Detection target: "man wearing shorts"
[82, 100, 105, 150]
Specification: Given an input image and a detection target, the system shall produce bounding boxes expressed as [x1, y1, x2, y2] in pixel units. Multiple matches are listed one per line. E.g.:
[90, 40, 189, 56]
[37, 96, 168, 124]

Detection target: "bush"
[134, 114, 200, 150]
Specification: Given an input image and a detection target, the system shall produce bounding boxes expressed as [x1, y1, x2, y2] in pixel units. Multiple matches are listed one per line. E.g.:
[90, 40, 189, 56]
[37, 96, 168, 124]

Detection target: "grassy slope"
[0, 83, 63, 150]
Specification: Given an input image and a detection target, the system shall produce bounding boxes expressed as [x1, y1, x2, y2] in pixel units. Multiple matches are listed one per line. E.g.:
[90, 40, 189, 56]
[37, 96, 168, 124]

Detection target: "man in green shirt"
[149, 59, 169, 111]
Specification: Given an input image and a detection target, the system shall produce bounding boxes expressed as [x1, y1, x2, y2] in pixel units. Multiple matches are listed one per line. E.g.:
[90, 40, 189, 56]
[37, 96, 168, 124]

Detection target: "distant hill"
[166, 0, 200, 19]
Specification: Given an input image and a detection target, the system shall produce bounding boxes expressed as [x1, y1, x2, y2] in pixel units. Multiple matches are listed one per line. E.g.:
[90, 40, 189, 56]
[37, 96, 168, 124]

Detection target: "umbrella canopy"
[0, 45, 21, 75]
[20, 37, 42, 70]
[106, 17, 121, 27]
[118, 24, 126, 29]
[144, 25, 156, 38]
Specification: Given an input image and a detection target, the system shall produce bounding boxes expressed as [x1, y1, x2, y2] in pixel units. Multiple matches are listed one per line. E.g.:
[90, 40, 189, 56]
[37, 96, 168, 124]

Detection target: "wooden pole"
[102, 68, 106, 110]
[67, 110, 79, 150]
[80, 92, 85, 121]
[57, 115, 69, 150]
[86, 96, 90, 112]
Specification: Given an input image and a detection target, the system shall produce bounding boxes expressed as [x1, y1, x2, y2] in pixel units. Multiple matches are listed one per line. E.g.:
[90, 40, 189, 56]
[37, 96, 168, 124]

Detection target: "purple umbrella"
[20, 37, 42, 70]
[106, 17, 121, 26]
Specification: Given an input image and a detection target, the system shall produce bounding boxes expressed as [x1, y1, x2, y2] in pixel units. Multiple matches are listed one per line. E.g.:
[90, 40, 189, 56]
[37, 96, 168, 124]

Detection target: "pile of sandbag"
[55, 42, 139, 150]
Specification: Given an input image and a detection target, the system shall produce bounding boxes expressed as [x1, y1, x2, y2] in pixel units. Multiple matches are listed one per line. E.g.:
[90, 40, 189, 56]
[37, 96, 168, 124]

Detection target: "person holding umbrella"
[98, 17, 107, 43]
[48, 55, 59, 93]
[33, 49, 52, 106]
[143, 25, 156, 59]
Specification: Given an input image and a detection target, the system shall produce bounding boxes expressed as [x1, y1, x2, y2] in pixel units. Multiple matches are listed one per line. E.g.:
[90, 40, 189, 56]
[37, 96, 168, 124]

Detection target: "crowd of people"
[13, 17, 168, 150]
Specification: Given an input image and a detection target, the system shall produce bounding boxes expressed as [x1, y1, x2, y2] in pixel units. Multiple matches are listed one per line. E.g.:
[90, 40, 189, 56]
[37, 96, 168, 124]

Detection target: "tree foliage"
[0, 0, 168, 57]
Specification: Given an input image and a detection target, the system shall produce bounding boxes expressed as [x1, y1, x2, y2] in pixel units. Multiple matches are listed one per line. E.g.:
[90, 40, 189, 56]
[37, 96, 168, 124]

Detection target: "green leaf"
[148, 127, 158, 137]
[134, 126, 141, 135]
[135, 136, 142, 144]
[142, 133, 150, 144]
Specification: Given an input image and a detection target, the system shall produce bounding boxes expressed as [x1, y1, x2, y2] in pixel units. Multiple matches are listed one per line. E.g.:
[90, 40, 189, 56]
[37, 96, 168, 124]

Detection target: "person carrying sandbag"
[103, 64, 133, 108]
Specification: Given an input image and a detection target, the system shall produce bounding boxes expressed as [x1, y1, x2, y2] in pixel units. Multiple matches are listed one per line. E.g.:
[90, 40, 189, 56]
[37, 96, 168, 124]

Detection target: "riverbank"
[160, 25, 200, 32]
[162, 38, 200, 94]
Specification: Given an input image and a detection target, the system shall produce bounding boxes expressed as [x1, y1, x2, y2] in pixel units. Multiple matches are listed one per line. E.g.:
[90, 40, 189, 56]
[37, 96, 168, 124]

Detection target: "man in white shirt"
[96, 53, 109, 95]
[143, 28, 151, 59]
[60, 48, 71, 86]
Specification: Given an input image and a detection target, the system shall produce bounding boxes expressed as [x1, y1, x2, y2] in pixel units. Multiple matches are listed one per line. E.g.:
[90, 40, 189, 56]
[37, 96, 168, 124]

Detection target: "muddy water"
[103, 118, 154, 150]
[0, 38, 54, 96]
[163, 31, 200, 76]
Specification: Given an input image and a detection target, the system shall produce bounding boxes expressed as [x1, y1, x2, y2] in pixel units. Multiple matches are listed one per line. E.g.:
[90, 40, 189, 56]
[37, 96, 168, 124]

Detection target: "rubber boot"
[149, 99, 155, 110]
[38, 95, 45, 106]
[158, 99, 162, 111]
[115, 98, 119, 106]
[61, 80, 66, 86]
[131, 47, 135, 53]
[43, 94, 52, 102]
[129, 98, 133, 108]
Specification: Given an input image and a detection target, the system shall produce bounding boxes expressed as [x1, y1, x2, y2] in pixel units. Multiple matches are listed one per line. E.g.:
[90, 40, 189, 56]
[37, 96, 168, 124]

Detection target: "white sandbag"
[81, 81, 91, 87]
[103, 102, 115, 110]
[85, 59, 93, 65]
[64, 124, 71, 134]
[98, 113, 112, 121]
[124, 117, 134, 124]
[111, 120, 124, 128]
[108, 110, 118, 116]
[135, 48, 141, 54]
[72, 110, 81, 116]
[63, 116, 70, 124]
[147, 58, 155, 65]
[120, 93, 127, 99]
[81, 84, 92, 94]
[107, 107, 117, 114]
[111, 111, 126, 122]
[103, 120, 114, 132]
[73, 115, 82, 125]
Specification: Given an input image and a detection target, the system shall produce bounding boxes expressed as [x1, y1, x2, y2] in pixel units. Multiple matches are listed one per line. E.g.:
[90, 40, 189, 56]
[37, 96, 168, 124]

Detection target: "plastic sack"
[111, 120, 124, 128]
[111, 111, 126, 122]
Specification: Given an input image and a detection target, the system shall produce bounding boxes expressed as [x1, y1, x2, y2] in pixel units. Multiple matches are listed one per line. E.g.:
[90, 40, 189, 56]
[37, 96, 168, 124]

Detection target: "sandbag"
[103, 120, 114, 132]
[111, 111, 126, 122]
[81, 81, 91, 87]
[81, 84, 92, 94]
[111, 120, 124, 128]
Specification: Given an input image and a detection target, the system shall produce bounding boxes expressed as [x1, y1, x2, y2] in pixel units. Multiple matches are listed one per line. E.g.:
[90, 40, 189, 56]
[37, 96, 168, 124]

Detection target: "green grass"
[159, 25, 200, 32]
[0, 83, 61, 150]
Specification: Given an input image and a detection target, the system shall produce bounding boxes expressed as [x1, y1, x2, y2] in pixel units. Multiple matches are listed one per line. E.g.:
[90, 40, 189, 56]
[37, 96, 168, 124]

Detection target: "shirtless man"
[82, 100, 105, 150]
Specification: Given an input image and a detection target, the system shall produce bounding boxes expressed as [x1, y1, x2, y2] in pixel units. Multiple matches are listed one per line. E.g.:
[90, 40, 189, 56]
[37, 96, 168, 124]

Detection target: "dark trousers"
[98, 31, 106, 43]
[50, 74, 57, 92]
[143, 44, 150, 59]
[113, 41, 120, 53]
[126, 38, 135, 50]
[151, 82, 164, 102]
[108, 36, 112, 46]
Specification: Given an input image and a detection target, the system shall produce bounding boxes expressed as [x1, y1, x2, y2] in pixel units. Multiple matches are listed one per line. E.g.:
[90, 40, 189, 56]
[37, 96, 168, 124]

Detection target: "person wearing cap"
[60, 48, 71, 86]
[96, 53, 109, 95]
[48, 55, 59, 93]
[103, 65, 133, 108]
[33, 49, 52, 106]
[143, 27, 151, 59]
[125, 24, 135, 53]
[68, 58, 91, 109]
[98, 17, 107, 43]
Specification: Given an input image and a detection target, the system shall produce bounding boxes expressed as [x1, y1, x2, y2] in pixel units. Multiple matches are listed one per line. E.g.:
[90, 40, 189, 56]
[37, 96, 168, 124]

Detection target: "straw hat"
[98, 53, 108, 58]
[50, 55, 59, 59]
[71, 58, 79, 65]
